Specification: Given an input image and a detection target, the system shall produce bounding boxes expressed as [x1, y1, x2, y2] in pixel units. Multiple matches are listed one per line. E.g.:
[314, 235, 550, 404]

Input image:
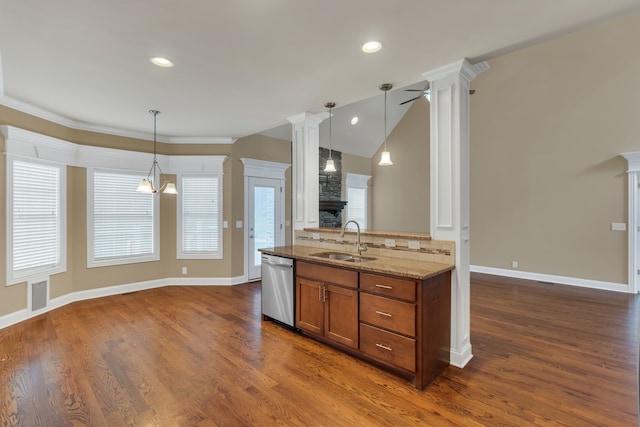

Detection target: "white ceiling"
[1, 0, 638, 154]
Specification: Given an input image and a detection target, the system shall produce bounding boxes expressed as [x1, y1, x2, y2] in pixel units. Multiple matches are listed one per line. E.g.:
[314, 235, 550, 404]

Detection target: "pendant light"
[324, 102, 337, 172]
[378, 83, 393, 166]
[136, 109, 178, 194]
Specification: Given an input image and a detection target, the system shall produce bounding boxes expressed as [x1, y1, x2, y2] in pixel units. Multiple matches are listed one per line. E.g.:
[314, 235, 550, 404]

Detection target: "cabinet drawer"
[360, 323, 415, 372]
[360, 273, 416, 301]
[360, 293, 415, 337]
[297, 261, 358, 289]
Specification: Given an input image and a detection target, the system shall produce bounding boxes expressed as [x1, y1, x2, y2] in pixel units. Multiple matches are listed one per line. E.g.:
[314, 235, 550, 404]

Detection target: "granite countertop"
[260, 245, 453, 280]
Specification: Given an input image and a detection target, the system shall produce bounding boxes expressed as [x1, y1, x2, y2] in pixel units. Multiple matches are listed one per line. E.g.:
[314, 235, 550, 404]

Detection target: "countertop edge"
[260, 246, 454, 281]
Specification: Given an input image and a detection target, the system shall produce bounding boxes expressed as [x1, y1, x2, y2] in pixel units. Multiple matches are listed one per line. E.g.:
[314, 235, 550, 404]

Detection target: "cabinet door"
[325, 284, 359, 349]
[296, 278, 324, 335]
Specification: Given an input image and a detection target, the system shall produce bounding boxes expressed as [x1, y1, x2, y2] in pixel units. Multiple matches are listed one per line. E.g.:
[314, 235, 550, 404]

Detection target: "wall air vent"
[28, 277, 49, 313]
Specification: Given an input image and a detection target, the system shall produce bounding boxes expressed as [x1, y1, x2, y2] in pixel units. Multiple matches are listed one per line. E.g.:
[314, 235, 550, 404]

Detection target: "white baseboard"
[470, 265, 629, 293]
[450, 343, 473, 368]
[0, 275, 247, 330]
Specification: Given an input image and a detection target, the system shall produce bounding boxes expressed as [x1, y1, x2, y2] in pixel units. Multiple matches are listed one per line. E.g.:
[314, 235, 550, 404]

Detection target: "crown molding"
[0, 95, 235, 145]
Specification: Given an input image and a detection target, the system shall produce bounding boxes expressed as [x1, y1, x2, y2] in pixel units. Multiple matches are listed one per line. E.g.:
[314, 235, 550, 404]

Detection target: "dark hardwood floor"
[0, 273, 638, 426]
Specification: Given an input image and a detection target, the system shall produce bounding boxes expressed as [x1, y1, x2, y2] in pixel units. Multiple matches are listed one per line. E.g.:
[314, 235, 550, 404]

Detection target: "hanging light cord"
[146, 109, 164, 184]
[328, 104, 333, 159]
[383, 89, 388, 150]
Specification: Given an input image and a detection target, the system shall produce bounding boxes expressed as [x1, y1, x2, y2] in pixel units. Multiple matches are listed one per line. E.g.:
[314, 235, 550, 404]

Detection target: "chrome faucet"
[341, 220, 367, 256]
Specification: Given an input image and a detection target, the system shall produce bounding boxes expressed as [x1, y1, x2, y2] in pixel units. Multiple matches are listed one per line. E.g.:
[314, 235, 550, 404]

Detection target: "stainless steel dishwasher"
[261, 254, 295, 328]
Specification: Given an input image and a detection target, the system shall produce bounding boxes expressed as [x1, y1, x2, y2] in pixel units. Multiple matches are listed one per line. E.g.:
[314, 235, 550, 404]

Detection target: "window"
[87, 169, 158, 267]
[7, 157, 66, 284]
[344, 173, 371, 230]
[177, 174, 223, 259]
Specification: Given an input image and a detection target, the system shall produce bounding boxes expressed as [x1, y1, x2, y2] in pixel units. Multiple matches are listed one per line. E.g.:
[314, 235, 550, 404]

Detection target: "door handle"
[249, 234, 254, 238]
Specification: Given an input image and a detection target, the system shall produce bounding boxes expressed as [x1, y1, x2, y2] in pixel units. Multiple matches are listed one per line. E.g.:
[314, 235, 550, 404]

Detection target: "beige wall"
[371, 96, 430, 233]
[0, 109, 290, 317]
[470, 11, 640, 284]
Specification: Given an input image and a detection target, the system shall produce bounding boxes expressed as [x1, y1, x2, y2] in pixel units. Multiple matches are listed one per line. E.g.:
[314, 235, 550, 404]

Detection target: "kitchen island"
[260, 240, 454, 390]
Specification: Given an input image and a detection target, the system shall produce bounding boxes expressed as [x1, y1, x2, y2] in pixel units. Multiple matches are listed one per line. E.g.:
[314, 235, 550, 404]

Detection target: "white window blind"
[178, 174, 222, 259]
[91, 170, 156, 264]
[8, 158, 66, 284]
[12, 160, 61, 270]
[346, 187, 367, 229]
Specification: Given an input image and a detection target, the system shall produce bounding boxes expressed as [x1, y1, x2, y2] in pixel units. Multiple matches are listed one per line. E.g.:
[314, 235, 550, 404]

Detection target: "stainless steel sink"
[311, 251, 376, 263]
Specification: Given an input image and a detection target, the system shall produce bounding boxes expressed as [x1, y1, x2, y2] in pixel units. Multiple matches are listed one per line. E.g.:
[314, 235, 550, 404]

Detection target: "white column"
[621, 152, 640, 294]
[423, 58, 489, 368]
[287, 112, 327, 231]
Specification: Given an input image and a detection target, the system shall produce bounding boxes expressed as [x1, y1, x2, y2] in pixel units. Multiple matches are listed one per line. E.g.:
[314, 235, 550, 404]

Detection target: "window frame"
[86, 167, 160, 268]
[176, 173, 224, 260]
[6, 155, 67, 285]
[344, 173, 371, 230]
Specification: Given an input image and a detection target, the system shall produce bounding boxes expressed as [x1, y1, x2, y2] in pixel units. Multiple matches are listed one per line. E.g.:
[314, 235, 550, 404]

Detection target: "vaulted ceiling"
[1, 0, 638, 156]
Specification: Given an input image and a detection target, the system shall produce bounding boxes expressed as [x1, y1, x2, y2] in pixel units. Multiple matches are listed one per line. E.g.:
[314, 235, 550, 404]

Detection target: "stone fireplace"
[319, 147, 347, 228]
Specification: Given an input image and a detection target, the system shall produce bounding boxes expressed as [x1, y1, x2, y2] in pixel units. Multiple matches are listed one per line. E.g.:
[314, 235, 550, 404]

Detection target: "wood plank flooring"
[0, 273, 637, 426]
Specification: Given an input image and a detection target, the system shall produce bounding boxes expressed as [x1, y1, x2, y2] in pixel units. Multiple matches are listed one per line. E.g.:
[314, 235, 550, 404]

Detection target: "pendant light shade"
[137, 109, 178, 194]
[324, 102, 337, 172]
[378, 83, 393, 166]
[324, 158, 336, 172]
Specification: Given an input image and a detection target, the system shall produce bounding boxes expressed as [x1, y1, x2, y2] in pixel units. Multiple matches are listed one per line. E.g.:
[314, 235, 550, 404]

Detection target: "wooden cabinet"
[296, 261, 359, 349]
[295, 259, 451, 389]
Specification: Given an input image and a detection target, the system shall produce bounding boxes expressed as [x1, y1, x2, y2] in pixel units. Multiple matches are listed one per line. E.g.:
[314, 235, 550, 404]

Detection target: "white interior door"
[248, 177, 283, 280]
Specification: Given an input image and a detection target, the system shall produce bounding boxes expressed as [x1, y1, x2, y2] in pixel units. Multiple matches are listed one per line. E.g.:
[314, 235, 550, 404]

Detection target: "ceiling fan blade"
[399, 95, 422, 105]
[404, 89, 425, 92]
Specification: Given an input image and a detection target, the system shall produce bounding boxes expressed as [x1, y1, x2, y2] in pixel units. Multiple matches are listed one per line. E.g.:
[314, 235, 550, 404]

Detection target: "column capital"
[422, 58, 489, 83]
[287, 111, 328, 126]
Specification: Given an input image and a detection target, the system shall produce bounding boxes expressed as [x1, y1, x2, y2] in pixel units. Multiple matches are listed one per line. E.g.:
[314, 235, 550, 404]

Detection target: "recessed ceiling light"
[362, 41, 382, 53]
[350, 116, 359, 125]
[150, 57, 174, 68]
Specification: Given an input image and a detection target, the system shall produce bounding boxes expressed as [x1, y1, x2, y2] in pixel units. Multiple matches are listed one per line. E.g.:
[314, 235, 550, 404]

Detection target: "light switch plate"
[223, 221, 228, 228]
[385, 239, 396, 248]
[235, 221, 243, 228]
[611, 222, 627, 231]
[408, 240, 421, 250]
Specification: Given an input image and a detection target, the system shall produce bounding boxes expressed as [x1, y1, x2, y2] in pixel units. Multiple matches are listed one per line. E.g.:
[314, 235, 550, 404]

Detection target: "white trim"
[6, 155, 67, 285]
[449, 344, 473, 369]
[240, 158, 290, 179]
[0, 99, 236, 144]
[470, 265, 629, 293]
[0, 275, 247, 331]
[86, 168, 160, 268]
[168, 137, 236, 144]
[176, 173, 224, 260]
[344, 172, 371, 188]
[621, 152, 640, 294]
[240, 158, 290, 281]
[168, 155, 227, 174]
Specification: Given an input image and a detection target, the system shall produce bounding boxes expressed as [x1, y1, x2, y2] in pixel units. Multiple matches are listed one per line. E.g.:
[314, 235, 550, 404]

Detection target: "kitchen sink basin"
[311, 251, 376, 263]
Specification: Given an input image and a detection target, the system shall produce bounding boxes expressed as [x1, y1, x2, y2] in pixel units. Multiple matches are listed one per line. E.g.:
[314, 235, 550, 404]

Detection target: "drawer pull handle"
[375, 284, 393, 290]
[375, 310, 392, 317]
[376, 343, 392, 351]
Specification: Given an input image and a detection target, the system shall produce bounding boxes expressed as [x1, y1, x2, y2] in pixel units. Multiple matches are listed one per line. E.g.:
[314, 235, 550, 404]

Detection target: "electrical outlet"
[408, 240, 421, 250]
[611, 223, 626, 231]
[511, 261, 518, 269]
[385, 239, 396, 248]
[182, 267, 187, 275]
[312, 233, 320, 240]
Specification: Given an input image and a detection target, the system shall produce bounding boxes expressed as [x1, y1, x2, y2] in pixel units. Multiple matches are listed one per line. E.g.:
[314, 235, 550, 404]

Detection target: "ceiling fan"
[400, 87, 476, 105]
